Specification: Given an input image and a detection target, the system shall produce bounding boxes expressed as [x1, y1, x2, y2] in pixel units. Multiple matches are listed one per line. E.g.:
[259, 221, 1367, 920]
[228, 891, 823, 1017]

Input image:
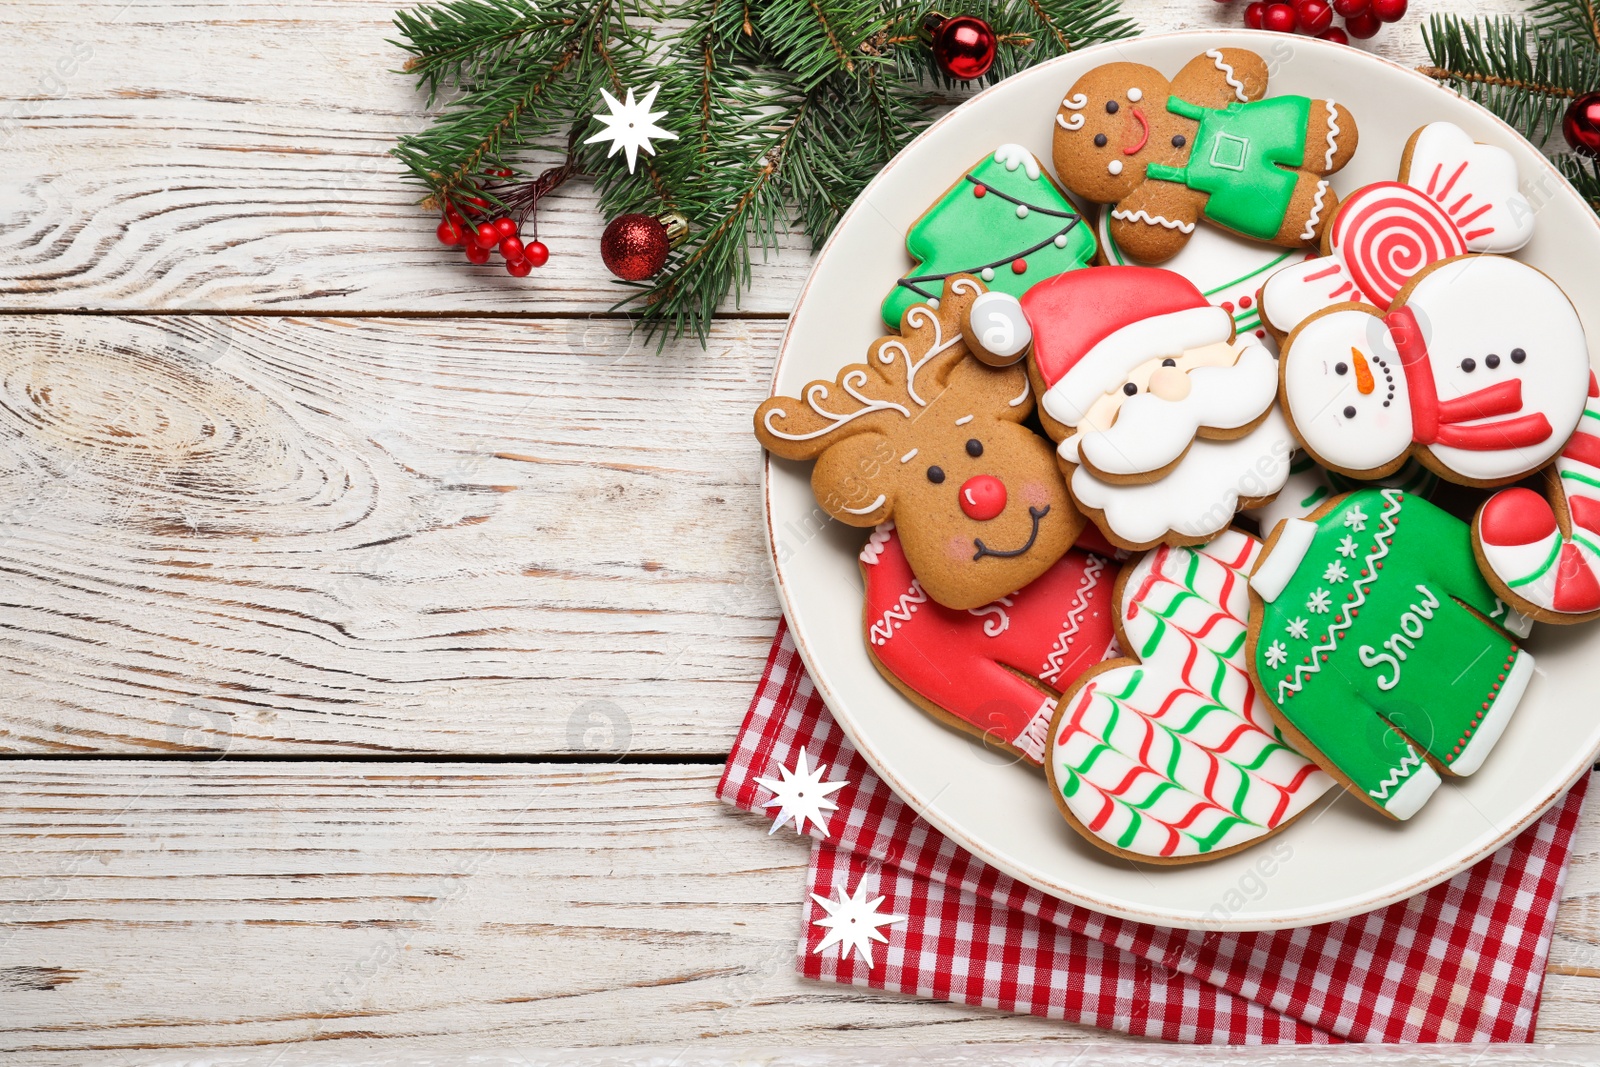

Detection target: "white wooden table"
[4, 1, 1598, 1060]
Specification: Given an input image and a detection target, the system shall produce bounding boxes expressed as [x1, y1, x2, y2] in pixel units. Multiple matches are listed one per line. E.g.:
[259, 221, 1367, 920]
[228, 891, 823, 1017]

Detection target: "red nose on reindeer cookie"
[755, 275, 1083, 611]
[1052, 49, 1358, 264]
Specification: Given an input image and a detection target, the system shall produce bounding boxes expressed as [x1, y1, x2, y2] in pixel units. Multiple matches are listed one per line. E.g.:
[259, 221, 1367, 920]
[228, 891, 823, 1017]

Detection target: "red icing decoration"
[1554, 543, 1600, 613]
[861, 526, 1117, 763]
[973, 184, 988, 198]
[1478, 488, 1555, 547]
[958, 475, 1008, 521]
[1239, 295, 1253, 308]
[1011, 258, 1027, 275]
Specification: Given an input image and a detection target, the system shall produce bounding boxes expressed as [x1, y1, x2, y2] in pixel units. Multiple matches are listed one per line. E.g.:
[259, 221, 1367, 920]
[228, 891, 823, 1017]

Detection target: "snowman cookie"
[1277, 254, 1591, 487]
[1053, 49, 1357, 263]
[1048, 530, 1333, 862]
[1248, 489, 1533, 820]
[1260, 121, 1537, 340]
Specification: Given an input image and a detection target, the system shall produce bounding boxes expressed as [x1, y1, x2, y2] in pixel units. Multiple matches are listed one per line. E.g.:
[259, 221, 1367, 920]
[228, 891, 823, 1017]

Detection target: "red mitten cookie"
[755, 275, 1082, 610]
[1053, 49, 1357, 263]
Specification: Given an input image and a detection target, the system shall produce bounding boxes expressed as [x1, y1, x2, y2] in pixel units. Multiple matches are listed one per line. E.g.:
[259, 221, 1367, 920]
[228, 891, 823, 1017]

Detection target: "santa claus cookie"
[1053, 49, 1357, 263]
[1277, 254, 1591, 487]
[756, 275, 1081, 611]
[1474, 373, 1600, 624]
[1011, 265, 1295, 550]
[861, 521, 1119, 764]
[1048, 530, 1333, 862]
[1260, 122, 1537, 340]
[880, 144, 1097, 332]
[1248, 488, 1534, 820]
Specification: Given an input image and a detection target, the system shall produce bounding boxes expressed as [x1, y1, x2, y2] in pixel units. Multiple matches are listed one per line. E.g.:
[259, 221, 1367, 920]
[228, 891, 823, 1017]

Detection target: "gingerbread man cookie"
[1053, 49, 1357, 263]
[756, 275, 1081, 611]
[1277, 254, 1591, 487]
[1248, 489, 1533, 820]
[1047, 530, 1333, 863]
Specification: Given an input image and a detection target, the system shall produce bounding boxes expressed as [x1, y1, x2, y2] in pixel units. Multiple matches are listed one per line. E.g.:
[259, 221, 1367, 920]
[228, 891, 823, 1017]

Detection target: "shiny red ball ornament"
[1369, 0, 1406, 21]
[1564, 92, 1600, 157]
[1295, 0, 1333, 34]
[1244, 1, 1266, 27]
[601, 213, 672, 281]
[930, 14, 998, 81]
[1263, 3, 1298, 31]
[1344, 9, 1381, 36]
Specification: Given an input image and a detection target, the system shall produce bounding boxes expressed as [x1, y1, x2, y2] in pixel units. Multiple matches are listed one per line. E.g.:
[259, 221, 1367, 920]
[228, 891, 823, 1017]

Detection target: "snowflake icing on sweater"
[1344, 506, 1368, 532]
[1337, 534, 1359, 558]
[1286, 616, 1310, 640]
[755, 748, 848, 837]
[1323, 561, 1348, 584]
[1307, 588, 1333, 614]
[811, 881, 905, 967]
[1264, 640, 1289, 668]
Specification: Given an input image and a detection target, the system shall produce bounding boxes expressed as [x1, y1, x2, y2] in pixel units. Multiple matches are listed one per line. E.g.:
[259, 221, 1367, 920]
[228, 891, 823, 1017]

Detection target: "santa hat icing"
[1022, 266, 1235, 426]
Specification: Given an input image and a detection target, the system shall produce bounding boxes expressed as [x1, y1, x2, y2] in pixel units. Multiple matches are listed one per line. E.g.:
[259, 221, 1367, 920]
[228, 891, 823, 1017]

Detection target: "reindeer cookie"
[1053, 49, 1357, 263]
[756, 276, 1082, 611]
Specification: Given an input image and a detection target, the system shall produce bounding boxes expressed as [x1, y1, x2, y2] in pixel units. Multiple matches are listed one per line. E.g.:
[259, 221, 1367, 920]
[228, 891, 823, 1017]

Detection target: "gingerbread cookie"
[861, 522, 1119, 763]
[1248, 489, 1533, 821]
[1053, 49, 1357, 263]
[1277, 254, 1591, 487]
[881, 144, 1097, 332]
[756, 275, 1082, 611]
[1260, 121, 1537, 340]
[1015, 264, 1295, 550]
[1048, 530, 1333, 862]
[1474, 372, 1600, 624]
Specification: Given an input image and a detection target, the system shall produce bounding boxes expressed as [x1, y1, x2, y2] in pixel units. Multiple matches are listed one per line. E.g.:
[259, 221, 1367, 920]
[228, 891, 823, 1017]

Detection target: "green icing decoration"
[880, 144, 1095, 331]
[1145, 95, 1312, 241]
[1252, 489, 1523, 813]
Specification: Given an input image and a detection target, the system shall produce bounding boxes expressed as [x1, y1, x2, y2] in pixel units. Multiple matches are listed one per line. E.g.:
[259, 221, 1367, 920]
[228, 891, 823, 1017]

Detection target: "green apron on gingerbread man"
[1249, 489, 1535, 820]
[1146, 96, 1312, 243]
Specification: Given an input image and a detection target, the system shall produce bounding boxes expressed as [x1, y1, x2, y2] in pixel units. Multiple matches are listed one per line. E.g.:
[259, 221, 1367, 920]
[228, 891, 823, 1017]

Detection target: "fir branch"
[1558, 153, 1600, 212]
[1529, 0, 1600, 52]
[1422, 16, 1600, 145]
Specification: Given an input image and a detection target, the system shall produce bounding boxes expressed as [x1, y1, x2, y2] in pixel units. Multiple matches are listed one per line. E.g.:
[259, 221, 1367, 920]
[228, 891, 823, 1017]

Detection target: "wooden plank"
[0, 0, 1524, 316]
[0, 315, 785, 755]
[1, 762, 1597, 1062]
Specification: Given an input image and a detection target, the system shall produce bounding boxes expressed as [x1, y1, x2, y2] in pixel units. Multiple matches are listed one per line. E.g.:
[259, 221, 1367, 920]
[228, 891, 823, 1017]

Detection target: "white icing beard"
[1070, 408, 1297, 545]
[1282, 309, 1414, 474]
[1408, 258, 1590, 482]
[1076, 342, 1280, 477]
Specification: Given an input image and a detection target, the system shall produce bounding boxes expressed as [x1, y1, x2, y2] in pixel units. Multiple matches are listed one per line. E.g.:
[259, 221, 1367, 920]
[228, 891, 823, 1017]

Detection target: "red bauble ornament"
[1296, 0, 1333, 34]
[1344, 9, 1381, 36]
[1244, 1, 1266, 27]
[1318, 25, 1350, 44]
[929, 14, 998, 81]
[1369, 0, 1406, 21]
[601, 213, 672, 281]
[1263, 3, 1298, 31]
[1565, 92, 1600, 157]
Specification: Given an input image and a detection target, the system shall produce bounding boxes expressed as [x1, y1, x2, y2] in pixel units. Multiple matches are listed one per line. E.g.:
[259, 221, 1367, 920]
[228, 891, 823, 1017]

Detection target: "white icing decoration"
[966, 595, 1015, 637]
[899, 448, 918, 463]
[875, 304, 963, 408]
[867, 578, 928, 644]
[1012, 698, 1056, 763]
[1036, 555, 1106, 684]
[1409, 122, 1535, 255]
[1299, 180, 1328, 242]
[1264, 640, 1288, 668]
[1061, 93, 1088, 109]
[1323, 100, 1340, 171]
[992, 143, 1041, 180]
[1007, 377, 1030, 408]
[1111, 207, 1196, 234]
[1058, 94, 1088, 131]
[1054, 234, 1068, 248]
[761, 373, 912, 441]
[1107, 160, 1123, 176]
[1206, 48, 1248, 102]
[955, 414, 974, 426]
[1127, 87, 1143, 102]
[1016, 203, 1030, 218]
[842, 494, 886, 516]
[928, 297, 940, 309]
[859, 522, 894, 565]
[981, 267, 995, 281]
[948, 276, 982, 298]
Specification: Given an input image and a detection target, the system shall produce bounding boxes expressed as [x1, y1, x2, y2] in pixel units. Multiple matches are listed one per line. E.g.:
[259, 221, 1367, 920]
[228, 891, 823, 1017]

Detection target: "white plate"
[762, 30, 1600, 930]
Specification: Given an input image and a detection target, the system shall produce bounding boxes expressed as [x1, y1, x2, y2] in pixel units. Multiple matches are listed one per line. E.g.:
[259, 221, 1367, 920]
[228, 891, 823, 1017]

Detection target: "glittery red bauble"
[601, 213, 670, 281]
[1564, 92, 1600, 158]
[931, 15, 998, 81]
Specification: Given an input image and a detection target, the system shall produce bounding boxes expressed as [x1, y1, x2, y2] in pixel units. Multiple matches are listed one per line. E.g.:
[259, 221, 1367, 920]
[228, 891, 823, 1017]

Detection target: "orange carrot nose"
[1351, 347, 1375, 395]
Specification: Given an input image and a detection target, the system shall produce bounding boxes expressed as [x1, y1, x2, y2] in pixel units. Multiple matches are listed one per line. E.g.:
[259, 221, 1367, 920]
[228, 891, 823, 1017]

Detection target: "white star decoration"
[1264, 640, 1288, 669]
[1307, 588, 1332, 614]
[1344, 506, 1368, 532]
[755, 748, 848, 837]
[1323, 561, 1348, 584]
[811, 881, 905, 967]
[1336, 534, 1359, 558]
[584, 84, 678, 173]
[1286, 617, 1310, 640]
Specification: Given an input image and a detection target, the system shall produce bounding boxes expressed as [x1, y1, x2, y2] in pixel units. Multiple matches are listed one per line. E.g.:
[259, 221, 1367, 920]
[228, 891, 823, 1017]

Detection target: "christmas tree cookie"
[1248, 488, 1534, 821]
[880, 144, 1097, 331]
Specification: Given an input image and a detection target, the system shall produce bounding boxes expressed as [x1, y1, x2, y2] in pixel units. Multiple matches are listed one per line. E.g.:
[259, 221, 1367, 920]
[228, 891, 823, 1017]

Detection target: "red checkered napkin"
[719, 619, 1590, 1044]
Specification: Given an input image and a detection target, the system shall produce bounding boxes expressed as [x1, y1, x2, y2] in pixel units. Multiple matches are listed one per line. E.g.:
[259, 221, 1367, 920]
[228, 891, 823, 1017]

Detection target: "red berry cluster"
[1229, 0, 1406, 43]
[434, 176, 550, 278]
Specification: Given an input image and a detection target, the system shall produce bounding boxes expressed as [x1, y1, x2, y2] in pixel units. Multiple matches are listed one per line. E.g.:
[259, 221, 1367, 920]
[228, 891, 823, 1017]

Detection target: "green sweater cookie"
[1249, 488, 1534, 819]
